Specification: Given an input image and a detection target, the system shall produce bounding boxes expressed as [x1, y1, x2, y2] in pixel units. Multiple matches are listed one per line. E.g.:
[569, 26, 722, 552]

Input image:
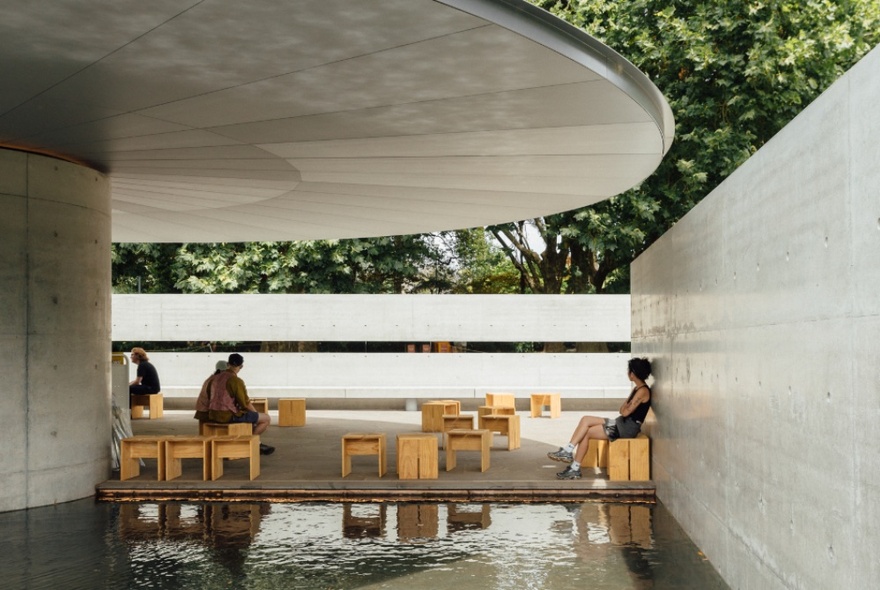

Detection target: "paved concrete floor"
[97, 409, 654, 502]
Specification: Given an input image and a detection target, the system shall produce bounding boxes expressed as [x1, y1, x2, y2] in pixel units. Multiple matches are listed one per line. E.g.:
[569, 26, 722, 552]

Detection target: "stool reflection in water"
[117, 502, 267, 545]
[447, 503, 492, 532]
[342, 503, 387, 538]
[397, 504, 439, 541]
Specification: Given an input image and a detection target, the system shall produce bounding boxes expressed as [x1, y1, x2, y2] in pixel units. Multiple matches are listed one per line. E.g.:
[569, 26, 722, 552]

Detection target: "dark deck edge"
[96, 486, 655, 503]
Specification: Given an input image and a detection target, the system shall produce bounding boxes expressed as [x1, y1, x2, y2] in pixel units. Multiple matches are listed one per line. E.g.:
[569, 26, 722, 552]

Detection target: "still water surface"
[2, 499, 728, 589]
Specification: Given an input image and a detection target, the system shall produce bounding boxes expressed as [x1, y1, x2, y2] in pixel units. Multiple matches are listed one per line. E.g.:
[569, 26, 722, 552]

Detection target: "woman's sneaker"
[556, 466, 582, 480]
[547, 448, 573, 463]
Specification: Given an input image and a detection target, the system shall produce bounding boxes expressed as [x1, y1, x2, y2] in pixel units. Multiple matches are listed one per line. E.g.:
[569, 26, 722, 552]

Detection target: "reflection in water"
[0, 500, 729, 589]
[342, 503, 387, 538]
[447, 502, 492, 532]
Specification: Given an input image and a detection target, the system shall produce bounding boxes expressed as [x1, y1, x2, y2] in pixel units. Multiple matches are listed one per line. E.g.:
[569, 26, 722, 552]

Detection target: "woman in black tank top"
[548, 358, 652, 479]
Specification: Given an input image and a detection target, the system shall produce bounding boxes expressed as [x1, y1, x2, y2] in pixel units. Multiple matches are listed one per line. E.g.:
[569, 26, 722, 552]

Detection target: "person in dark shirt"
[548, 357, 652, 480]
[129, 347, 161, 395]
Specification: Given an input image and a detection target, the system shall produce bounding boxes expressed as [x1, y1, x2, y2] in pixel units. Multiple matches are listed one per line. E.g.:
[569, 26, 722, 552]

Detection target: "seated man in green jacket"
[207, 353, 274, 455]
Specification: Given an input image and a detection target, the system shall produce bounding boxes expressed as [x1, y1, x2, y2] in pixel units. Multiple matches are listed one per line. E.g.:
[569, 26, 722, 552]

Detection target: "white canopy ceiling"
[0, 0, 674, 242]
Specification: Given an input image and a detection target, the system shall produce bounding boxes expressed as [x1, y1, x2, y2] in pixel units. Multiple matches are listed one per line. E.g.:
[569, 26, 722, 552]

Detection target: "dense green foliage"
[491, 0, 880, 293]
[113, 231, 520, 295]
[114, 236, 443, 294]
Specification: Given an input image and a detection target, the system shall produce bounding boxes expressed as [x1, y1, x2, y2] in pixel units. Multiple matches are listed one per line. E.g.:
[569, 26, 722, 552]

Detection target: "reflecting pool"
[1, 500, 728, 589]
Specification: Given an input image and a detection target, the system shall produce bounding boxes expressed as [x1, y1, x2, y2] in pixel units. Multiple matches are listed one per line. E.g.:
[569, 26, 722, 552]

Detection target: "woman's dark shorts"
[230, 411, 259, 424]
[605, 416, 642, 441]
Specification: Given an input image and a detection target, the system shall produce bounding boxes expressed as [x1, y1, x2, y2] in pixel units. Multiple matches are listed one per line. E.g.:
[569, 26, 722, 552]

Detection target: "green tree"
[442, 229, 521, 294]
[492, 0, 880, 294]
[112, 243, 183, 293]
[113, 235, 446, 295]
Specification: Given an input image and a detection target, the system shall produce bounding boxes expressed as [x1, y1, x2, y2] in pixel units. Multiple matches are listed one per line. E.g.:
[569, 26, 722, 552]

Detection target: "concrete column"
[0, 148, 111, 512]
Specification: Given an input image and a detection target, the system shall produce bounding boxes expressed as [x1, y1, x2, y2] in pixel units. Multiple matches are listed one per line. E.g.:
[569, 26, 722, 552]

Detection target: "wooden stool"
[421, 400, 459, 432]
[211, 435, 260, 481]
[396, 433, 438, 479]
[120, 436, 166, 481]
[581, 438, 609, 468]
[130, 393, 163, 419]
[200, 422, 252, 437]
[478, 414, 521, 450]
[250, 397, 269, 413]
[608, 434, 650, 481]
[446, 429, 491, 472]
[341, 433, 387, 478]
[278, 398, 306, 426]
[164, 436, 211, 481]
[530, 393, 561, 418]
[485, 393, 515, 409]
[477, 405, 515, 418]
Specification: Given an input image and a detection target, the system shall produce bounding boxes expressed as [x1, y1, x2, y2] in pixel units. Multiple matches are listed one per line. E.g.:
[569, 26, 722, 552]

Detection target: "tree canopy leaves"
[488, 0, 880, 293]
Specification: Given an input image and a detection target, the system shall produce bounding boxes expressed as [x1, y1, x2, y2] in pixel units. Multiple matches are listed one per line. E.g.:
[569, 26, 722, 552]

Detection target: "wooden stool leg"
[629, 436, 650, 481]
[609, 439, 630, 480]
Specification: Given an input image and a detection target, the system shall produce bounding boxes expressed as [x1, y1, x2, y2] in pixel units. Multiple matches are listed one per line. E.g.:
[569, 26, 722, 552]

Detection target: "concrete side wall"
[112, 293, 631, 342]
[137, 351, 632, 401]
[631, 46, 880, 588]
[0, 150, 111, 512]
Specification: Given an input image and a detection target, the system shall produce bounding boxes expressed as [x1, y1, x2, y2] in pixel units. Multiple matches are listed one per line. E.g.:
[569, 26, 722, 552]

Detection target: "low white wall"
[631, 46, 880, 588]
[116, 294, 633, 405]
[142, 351, 632, 401]
[112, 294, 630, 342]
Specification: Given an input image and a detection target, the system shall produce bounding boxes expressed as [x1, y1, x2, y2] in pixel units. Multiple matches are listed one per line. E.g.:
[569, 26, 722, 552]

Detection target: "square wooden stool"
[211, 435, 260, 481]
[120, 436, 166, 481]
[484, 393, 515, 409]
[200, 422, 252, 437]
[608, 434, 651, 481]
[130, 393, 163, 420]
[446, 429, 491, 472]
[341, 433, 387, 478]
[478, 414, 521, 450]
[278, 398, 306, 426]
[164, 436, 211, 481]
[420, 400, 459, 432]
[396, 433, 438, 479]
[530, 393, 561, 418]
[250, 397, 269, 413]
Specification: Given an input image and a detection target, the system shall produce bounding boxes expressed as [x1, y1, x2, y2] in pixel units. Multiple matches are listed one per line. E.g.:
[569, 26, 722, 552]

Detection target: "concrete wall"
[0, 150, 111, 512]
[112, 293, 631, 342]
[631, 46, 880, 588]
[114, 293, 633, 407]
[135, 351, 632, 405]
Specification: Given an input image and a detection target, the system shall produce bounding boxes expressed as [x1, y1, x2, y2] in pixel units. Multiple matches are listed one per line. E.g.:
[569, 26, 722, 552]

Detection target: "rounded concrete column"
[0, 148, 111, 511]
